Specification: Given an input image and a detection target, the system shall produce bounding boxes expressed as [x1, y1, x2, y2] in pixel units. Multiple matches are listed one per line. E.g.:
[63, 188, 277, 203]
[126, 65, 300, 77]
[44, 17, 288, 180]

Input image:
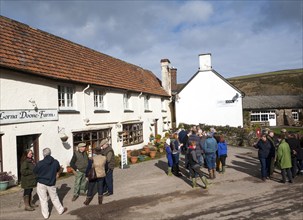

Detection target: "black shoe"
[103, 192, 113, 196]
[72, 195, 79, 201]
[280, 180, 286, 184]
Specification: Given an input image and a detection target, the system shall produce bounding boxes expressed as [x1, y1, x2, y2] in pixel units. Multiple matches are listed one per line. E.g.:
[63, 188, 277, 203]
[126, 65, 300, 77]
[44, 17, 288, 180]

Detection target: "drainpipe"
[83, 84, 90, 124]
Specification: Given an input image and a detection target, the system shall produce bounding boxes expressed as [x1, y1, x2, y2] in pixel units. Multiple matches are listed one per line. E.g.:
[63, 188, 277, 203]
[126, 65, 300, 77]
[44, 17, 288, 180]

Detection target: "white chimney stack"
[199, 53, 212, 71]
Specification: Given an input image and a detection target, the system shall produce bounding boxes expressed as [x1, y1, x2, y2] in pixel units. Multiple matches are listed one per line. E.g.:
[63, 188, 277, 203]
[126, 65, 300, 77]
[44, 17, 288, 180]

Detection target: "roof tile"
[0, 16, 169, 97]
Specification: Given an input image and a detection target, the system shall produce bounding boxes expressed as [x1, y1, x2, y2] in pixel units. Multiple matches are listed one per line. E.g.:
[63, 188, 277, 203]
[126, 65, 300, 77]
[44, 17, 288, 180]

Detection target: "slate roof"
[0, 16, 169, 97]
[243, 95, 303, 109]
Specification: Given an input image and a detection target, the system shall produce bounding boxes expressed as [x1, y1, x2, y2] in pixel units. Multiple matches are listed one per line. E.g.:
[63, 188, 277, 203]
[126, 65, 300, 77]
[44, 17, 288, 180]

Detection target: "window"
[144, 96, 150, 111]
[251, 114, 260, 122]
[261, 114, 268, 121]
[73, 129, 111, 157]
[292, 110, 299, 121]
[250, 110, 275, 122]
[94, 90, 105, 109]
[161, 98, 166, 111]
[122, 123, 143, 146]
[58, 85, 74, 109]
[123, 93, 130, 110]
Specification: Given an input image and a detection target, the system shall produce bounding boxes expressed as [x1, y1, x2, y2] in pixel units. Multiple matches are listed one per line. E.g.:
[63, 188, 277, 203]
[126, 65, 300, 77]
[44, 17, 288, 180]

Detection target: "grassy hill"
[228, 68, 303, 96]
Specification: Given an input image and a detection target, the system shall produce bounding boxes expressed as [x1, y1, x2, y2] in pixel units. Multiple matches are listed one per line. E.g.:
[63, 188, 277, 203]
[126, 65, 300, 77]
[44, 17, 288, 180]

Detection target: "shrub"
[0, 172, 14, 182]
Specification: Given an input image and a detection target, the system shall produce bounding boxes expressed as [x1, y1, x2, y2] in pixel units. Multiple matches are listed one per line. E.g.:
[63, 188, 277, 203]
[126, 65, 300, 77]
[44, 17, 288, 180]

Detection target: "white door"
[268, 114, 276, 126]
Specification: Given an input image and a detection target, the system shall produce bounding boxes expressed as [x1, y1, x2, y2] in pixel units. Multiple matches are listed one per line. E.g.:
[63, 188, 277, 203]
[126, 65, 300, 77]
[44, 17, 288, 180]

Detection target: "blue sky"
[0, 0, 302, 83]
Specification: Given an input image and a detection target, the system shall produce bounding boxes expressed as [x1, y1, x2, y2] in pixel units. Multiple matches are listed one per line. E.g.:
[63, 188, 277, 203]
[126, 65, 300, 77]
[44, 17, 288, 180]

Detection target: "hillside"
[228, 69, 303, 96]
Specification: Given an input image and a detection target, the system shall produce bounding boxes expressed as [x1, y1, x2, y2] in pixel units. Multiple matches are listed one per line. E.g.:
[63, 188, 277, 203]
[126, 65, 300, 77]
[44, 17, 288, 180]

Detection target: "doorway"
[16, 134, 40, 181]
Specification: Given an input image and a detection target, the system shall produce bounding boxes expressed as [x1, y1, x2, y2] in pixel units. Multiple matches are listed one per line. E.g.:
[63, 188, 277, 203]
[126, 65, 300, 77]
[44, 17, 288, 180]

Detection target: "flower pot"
[143, 146, 150, 154]
[0, 181, 9, 191]
[141, 150, 146, 155]
[130, 156, 138, 164]
[127, 150, 132, 158]
[149, 151, 156, 159]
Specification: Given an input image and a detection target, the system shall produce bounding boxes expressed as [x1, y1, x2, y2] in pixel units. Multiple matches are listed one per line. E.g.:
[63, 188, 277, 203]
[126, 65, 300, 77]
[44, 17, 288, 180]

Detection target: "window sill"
[144, 110, 153, 113]
[58, 110, 80, 114]
[94, 109, 110, 113]
[124, 109, 134, 113]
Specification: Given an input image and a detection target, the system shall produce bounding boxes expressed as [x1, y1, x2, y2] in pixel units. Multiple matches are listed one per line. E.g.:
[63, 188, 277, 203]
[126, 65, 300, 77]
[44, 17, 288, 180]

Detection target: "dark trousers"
[281, 168, 293, 183]
[172, 153, 180, 174]
[259, 157, 270, 178]
[103, 169, 113, 194]
[219, 156, 227, 167]
[23, 188, 33, 196]
[87, 178, 104, 197]
[189, 164, 204, 178]
[291, 157, 297, 177]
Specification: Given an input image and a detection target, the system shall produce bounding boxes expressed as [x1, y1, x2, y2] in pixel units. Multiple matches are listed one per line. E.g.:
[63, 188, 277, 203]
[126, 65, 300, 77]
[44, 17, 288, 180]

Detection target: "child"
[187, 140, 210, 189]
[217, 135, 228, 173]
[165, 138, 173, 176]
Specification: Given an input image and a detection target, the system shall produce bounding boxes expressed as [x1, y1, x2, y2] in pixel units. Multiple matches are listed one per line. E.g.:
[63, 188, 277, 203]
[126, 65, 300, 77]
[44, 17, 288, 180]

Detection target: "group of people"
[254, 128, 303, 183]
[164, 126, 228, 189]
[19, 138, 115, 219]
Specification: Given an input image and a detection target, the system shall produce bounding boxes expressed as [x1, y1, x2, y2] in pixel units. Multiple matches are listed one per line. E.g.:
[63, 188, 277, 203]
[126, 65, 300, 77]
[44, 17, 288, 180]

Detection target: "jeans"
[87, 177, 105, 197]
[205, 153, 216, 169]
[103, 169, 113, 194]
[172, 153, 181, 174]
[259, 157, 270, 178]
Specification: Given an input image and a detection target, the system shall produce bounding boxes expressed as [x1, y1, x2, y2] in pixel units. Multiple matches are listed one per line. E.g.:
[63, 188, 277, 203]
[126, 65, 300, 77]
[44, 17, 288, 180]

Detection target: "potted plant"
[149, 134, 155, 143]
[130, 150, 139, 164]
[0, 172, 14, 191]
[149, 147, 157, 159]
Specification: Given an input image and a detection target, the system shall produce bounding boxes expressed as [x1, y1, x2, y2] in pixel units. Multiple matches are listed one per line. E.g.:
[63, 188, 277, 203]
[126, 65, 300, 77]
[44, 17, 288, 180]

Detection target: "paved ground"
[0, 146, 302, 220]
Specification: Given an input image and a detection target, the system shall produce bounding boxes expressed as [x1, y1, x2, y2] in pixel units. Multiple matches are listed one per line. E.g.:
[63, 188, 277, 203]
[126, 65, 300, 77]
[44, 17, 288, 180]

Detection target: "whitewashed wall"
[175, 70, 243, 127]
[0, 69, 171, 176]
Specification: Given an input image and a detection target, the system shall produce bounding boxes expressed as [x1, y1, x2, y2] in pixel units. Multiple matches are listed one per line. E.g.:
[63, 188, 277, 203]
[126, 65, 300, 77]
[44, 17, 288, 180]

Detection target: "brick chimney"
[171, 68, 177, 92]
[161, 59, 171, 96]
[199, 53, 212, 71]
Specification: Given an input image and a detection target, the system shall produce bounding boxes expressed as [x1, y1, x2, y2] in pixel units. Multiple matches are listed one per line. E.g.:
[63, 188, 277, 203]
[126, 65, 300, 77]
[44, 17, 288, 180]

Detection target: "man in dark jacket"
[287, 132, 301, 178]
[70, 143, 89, 201]
[254, 133, 271, 181]
[33, 148, 67, 219]
[100, 139, 115, 196]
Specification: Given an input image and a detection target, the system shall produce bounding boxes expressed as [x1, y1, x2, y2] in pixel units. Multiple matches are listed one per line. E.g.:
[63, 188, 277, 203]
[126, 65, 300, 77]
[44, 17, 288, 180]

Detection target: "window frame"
[94, 90, 106, 110]
[72, 129, 111, 157]
[122, 122, 143, 146]
[123, 93, 131, 110]
[58, 85, 75, 110]
[292, 110, 299, 121]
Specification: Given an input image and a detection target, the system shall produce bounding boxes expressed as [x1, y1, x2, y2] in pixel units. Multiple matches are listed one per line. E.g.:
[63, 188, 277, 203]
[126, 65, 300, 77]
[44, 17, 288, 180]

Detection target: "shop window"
[73, 129, 111, 157]
[122, 123, 143, 146]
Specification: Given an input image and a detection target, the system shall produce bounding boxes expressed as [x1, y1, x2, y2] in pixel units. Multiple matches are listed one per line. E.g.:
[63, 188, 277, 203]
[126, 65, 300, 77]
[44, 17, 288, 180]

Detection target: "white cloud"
[1, 0, 302, 83]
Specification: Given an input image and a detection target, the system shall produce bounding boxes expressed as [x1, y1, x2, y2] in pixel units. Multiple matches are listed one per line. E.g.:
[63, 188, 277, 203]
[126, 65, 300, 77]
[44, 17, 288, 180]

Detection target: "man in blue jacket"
[33, 148, 67, 219]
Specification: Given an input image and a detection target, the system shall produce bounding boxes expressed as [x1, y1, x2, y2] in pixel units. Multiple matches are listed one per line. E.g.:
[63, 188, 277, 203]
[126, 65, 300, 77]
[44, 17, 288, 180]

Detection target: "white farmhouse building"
[175, 53, 244, 127]
[0, 16, 171, 179]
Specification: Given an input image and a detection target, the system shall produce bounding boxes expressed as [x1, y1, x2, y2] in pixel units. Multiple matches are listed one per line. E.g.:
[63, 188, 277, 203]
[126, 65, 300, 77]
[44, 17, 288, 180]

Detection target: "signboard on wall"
[0, 109, 58, 125]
